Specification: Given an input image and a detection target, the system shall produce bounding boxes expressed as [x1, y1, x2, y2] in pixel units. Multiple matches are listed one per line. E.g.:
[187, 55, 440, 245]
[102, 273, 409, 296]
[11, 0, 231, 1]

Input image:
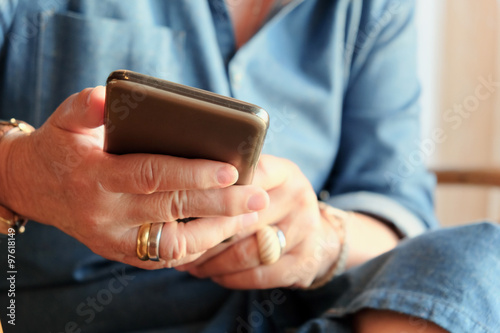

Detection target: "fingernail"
[247, 192, 268, 211]
[242, 212, 259, 227]
[217, 166, 238, 186]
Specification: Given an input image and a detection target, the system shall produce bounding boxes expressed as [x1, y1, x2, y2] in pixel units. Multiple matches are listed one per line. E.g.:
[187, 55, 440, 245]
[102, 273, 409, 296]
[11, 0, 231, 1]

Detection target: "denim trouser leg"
[8, 222, 497, 332]
[283, 222, 500, 333]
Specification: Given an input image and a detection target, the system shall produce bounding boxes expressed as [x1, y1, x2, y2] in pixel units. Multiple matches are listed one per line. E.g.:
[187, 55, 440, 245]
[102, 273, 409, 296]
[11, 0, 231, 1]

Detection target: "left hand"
[176, 155, 342, 289]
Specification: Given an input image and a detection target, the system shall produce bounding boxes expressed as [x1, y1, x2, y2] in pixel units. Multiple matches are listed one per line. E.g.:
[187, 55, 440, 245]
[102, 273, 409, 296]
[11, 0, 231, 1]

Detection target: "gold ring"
[256, 225, 286, 265]
[137, 223, 152, 261]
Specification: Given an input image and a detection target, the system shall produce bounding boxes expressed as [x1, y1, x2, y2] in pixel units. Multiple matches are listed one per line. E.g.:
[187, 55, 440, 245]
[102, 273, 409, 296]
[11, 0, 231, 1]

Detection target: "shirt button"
[319, 190, 330, 201]
[233, 72, 243, 83]
[231, 70, 243, 90]
[230, 64, 244, 90]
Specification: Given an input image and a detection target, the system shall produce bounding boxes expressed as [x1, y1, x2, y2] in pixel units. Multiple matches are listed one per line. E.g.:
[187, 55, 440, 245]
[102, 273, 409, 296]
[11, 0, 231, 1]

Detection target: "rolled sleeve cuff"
[326, 191, 426, 238]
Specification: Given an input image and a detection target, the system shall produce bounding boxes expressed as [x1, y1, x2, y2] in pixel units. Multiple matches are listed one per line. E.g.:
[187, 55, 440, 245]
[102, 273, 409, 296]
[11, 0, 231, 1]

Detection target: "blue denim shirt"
[0, 0, 438, 331]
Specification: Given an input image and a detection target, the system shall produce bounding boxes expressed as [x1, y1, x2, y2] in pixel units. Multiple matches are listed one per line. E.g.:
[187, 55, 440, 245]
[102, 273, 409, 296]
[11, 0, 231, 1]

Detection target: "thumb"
[50, 86, 106, 134]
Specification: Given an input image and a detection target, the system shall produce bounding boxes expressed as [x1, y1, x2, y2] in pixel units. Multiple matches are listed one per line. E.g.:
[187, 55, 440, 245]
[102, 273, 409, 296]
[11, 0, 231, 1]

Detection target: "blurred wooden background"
[417, 0, 500, 226]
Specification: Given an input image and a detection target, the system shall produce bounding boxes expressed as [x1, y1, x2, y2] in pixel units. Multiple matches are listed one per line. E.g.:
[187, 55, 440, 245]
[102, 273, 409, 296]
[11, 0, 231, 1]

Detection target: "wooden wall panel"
[434, 0, 500, 226]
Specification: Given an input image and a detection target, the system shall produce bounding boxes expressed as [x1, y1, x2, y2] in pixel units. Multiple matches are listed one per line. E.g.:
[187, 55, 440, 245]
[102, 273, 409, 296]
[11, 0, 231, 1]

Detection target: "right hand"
[0, 86, 269, 269]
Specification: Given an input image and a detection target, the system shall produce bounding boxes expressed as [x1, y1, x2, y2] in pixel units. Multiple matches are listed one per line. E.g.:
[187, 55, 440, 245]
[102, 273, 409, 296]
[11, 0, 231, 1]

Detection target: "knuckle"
[79, 215, 100, 235]
[165, 190, 189, 220]
[73, 213, 107, 248]
[137, 157, 161, 194]
[161, 231, 187, 261]
[155, 191, 190, 221]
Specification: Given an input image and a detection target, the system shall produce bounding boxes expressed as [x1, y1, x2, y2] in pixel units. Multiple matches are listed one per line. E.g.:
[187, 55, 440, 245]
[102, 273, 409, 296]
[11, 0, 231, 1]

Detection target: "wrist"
[306, 202, 351, 290]
[0, 119, 35, 233]
[0, 131, 17, 206]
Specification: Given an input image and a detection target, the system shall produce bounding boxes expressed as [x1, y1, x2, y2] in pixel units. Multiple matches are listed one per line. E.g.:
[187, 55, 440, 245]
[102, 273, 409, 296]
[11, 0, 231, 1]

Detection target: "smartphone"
[103, 70, 269, 185]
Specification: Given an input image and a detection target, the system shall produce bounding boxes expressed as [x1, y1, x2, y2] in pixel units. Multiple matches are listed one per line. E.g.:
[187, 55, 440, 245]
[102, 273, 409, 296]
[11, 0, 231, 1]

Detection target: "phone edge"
[106, 70, 270, 129]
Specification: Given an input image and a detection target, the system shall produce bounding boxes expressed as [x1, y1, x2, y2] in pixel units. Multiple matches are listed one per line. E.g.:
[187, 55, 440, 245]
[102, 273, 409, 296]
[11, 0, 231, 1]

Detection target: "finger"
[116, 250, 206, 270]
[189, 208, 313, 278]
[119, 213, 260, 264]
[107, 226, 208, 269]
[124, 185, 269, 222]
[158, 213, 264, 262]
[252, 155, 295, 191]
[181, 184, 317, 273]
[189, 184, 322, 278]
[189, 234, 260, 278]
[50, 86, 106, 134]
[98, 154, 240, 193]
[211, 249, 320, 290]
[176, 227, 257, 271]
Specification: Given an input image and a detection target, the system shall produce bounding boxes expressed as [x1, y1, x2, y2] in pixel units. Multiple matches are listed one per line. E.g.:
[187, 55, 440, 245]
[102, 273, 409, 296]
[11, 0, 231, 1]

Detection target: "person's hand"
[177, 155, 342, 289]
[0, 87, 269, 269]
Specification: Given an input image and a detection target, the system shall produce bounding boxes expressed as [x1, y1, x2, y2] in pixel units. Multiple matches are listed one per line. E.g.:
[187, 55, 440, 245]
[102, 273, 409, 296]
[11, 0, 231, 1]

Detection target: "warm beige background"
[418, 0, 500, 226]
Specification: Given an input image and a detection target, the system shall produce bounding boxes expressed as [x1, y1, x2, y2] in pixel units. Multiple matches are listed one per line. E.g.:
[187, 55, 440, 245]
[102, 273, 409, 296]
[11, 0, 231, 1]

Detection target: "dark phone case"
[104, 70, 269, 185]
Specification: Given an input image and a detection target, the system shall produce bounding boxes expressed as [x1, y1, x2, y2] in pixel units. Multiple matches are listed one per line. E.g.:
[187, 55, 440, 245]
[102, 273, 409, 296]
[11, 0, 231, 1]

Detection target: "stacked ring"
[136, 222, 165, 261]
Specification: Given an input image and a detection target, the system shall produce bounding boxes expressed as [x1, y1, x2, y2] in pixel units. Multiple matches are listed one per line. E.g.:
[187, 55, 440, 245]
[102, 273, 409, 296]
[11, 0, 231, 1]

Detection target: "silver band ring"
[147, 222, 164, 261]
[276, 228, 286, 256]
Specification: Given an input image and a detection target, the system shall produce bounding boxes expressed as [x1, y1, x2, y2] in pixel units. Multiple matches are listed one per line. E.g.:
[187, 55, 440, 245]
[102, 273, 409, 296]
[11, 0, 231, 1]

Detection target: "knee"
[344, 223, 500, 333]
[407, 222, 500, 270]
[395, 222, 500, 299]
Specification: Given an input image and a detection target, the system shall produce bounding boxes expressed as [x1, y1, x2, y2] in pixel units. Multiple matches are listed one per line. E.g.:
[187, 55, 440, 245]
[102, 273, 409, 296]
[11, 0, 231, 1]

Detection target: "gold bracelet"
[0, 206, 28, 234]
[306, 201, 352, 290]
[0, 118, 34, 235]
[0, 118, 34, 138]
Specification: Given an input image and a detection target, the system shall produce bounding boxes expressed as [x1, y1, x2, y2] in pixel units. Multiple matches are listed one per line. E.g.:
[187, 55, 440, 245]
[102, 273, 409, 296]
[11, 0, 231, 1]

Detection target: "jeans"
[2, 222, 498, 332]
[284, 222, 500, 333]
[197, 222, 499, 333]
